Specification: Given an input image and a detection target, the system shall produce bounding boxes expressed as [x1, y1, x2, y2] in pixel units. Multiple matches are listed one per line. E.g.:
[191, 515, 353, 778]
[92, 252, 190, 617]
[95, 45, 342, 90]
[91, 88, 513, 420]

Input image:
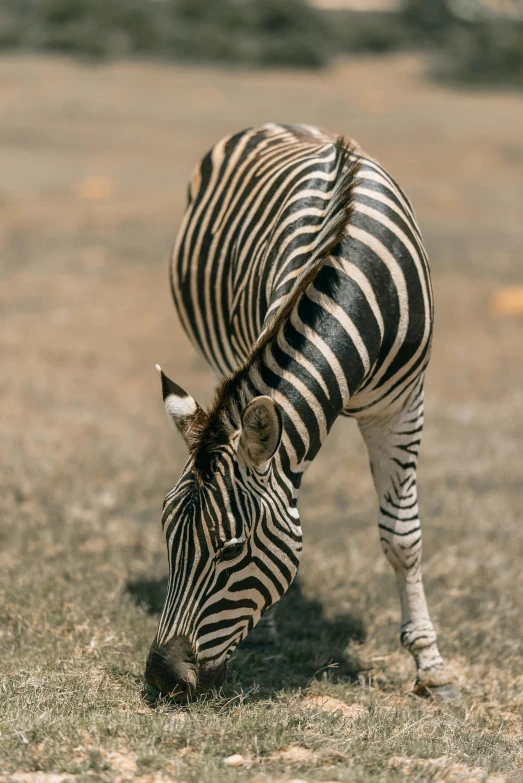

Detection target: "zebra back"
[171, 122, 433, 457]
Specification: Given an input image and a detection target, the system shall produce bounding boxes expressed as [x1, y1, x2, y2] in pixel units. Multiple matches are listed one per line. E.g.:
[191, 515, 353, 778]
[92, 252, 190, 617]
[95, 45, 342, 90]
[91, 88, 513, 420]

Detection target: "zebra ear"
[156, 365, 207, 451]
[237, 396, 282, 469]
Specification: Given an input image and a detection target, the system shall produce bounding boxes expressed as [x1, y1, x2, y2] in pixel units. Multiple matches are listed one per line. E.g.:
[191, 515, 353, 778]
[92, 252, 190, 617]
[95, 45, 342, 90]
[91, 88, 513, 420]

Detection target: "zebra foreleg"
[358, 385, 456, 697]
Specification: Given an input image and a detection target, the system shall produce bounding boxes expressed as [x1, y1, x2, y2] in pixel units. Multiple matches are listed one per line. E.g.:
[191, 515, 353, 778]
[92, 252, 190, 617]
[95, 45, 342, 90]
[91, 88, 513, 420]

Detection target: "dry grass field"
[0, 53, 522, 782]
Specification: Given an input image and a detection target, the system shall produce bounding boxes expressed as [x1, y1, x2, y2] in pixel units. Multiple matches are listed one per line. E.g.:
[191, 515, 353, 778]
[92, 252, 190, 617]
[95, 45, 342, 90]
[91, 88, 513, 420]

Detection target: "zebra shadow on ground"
[126, 576, 366, 698]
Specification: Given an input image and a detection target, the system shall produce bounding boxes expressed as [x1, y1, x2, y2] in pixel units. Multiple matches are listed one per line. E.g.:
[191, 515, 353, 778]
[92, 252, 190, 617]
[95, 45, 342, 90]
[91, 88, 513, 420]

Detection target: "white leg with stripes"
[358, 382, 453, 691]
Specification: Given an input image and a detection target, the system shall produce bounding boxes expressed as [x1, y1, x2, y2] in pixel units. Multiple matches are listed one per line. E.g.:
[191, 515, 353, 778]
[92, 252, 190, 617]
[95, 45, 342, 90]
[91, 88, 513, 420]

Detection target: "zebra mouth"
[147, 663, 227, 703]
[149, 671, 198, 703]
[145, 637, 227, 702]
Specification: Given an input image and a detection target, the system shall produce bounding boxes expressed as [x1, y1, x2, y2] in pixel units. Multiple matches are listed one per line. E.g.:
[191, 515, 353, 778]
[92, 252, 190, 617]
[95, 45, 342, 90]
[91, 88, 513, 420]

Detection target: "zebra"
[145, 123, 456, 702]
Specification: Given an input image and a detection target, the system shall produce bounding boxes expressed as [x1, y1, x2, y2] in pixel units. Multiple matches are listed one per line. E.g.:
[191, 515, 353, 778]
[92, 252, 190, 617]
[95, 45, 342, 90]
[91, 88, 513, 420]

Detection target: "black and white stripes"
[145, 124, 454, 700]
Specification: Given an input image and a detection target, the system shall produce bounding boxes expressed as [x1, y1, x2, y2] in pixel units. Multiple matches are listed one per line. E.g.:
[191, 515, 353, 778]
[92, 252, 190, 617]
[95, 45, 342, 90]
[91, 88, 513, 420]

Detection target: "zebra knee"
[379, 529, 422, 573]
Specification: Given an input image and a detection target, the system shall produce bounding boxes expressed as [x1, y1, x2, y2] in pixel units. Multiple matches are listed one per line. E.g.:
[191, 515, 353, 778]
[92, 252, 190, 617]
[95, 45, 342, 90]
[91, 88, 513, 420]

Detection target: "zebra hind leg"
[358, 383, 457, 700]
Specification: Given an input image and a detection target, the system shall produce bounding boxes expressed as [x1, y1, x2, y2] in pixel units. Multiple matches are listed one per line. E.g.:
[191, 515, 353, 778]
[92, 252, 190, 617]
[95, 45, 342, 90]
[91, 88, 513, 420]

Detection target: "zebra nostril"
[185, 668, 197, 692]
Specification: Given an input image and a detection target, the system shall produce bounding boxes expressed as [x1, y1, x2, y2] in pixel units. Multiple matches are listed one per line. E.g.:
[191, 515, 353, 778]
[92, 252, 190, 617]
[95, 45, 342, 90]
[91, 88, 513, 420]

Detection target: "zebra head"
[145, 367, 302, 700]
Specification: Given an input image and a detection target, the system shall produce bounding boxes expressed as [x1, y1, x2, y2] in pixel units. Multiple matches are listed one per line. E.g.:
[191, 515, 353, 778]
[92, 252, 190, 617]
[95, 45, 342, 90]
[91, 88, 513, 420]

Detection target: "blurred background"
[1, 0, 523, 82]
[1, 1, 522, 779]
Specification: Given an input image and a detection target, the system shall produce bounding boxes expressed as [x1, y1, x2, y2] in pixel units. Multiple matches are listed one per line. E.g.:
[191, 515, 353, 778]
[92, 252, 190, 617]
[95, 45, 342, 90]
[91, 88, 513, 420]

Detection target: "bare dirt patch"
[269, 746, 318, 765]
[388, 756, 507, 782]
[106, 748, 138, 779]
[302, 694, 365, 719]
[3, 776, 76, 783]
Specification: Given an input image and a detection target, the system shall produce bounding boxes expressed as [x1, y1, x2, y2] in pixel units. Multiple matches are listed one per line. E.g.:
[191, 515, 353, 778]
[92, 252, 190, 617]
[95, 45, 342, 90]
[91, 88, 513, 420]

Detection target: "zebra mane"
[193, 136, 361, 475]
[259, 136, 360, 338]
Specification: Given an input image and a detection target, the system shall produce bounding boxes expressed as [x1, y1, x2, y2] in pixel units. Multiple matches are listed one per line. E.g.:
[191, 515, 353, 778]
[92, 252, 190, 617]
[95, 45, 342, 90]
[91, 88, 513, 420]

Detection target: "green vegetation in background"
[405, 0, 523, 87]
[0, 0, 521, 85]
[0, 0, 330, 67]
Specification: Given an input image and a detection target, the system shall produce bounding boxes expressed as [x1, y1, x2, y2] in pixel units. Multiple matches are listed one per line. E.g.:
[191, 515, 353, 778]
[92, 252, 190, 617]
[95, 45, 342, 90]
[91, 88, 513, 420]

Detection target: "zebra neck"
[241, 335, 344, 482]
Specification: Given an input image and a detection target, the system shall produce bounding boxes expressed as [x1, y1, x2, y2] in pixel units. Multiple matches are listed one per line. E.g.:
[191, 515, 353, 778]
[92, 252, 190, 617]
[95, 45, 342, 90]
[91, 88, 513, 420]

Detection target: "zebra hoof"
[414, 682, 461, 703]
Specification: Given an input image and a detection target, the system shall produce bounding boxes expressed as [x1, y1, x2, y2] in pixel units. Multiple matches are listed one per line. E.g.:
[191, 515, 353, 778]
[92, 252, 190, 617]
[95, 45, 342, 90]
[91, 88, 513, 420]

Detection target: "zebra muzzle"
[145, 636, 200, 701]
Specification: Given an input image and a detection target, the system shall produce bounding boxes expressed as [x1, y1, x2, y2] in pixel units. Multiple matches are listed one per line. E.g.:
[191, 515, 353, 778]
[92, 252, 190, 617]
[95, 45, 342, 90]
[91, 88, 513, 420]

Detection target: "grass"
[0, 53, 522, 782]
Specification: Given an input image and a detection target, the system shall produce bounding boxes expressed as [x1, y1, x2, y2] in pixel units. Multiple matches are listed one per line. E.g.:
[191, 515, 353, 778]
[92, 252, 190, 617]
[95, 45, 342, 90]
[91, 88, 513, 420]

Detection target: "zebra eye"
[218, 540, 245, 561]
